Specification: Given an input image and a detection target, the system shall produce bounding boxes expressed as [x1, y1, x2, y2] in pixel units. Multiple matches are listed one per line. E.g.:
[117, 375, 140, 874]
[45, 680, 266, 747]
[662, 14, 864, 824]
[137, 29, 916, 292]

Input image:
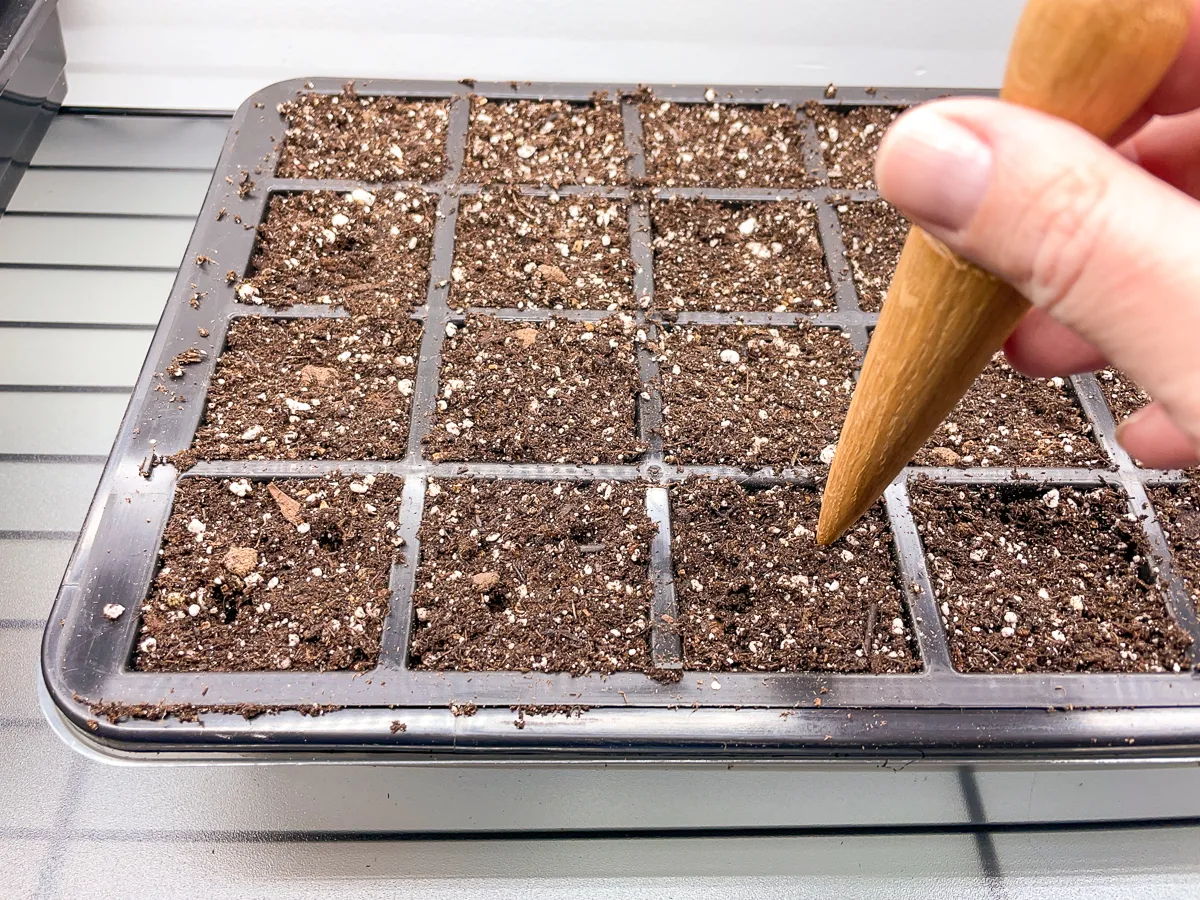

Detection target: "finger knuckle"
[1019, 165, 1112, 313]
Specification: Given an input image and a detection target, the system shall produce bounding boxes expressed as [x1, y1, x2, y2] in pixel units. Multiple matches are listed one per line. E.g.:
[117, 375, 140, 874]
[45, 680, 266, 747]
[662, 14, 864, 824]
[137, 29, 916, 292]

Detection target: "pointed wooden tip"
[815, 500, 846, 547]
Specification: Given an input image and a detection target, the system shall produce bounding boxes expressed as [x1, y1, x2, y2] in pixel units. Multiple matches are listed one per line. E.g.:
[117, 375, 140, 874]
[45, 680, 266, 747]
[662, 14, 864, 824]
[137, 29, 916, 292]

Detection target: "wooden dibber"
[817, 0, 1192, 546]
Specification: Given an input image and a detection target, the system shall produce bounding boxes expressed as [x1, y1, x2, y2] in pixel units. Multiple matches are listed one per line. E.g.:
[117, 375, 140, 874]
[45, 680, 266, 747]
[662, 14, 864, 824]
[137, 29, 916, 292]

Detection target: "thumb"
[875, 98, 1200, 462]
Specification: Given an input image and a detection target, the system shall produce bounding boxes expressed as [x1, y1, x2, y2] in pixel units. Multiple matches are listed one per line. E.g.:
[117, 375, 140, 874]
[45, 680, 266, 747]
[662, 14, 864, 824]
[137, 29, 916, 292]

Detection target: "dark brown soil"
[914, 356, 1105, 468]
[451, 190, 633, 310]
[807, 105, 899, 189]
[1149, 481, 1200, 612]
[1096, 367, 1150, 421]
[464, 97, 628, 186]
[655, 323, 858, 469]
[836, 199, 908, 312]
[409, 480, 656, 675]
[237, 190, 434, 316]
[671, 481, 919, 672]
[277, 88, 450, 181]
[651, 199, 832, 312]
[178, 316, 421, 466]
[639, 101, 812, 187]
[137, 474, 404, 673]
[425, 315, 645, 465]
[912, 482, 1193, 673]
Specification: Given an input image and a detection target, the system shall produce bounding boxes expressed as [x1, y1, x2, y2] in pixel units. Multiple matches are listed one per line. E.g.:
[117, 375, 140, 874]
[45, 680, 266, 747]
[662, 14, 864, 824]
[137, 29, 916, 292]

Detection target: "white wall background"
[58, 0, 1025, 110]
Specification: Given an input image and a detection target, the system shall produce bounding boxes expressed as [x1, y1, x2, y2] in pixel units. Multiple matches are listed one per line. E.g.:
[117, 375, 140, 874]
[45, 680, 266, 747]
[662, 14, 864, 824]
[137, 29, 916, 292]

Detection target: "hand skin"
[873, 5, 1200, 470]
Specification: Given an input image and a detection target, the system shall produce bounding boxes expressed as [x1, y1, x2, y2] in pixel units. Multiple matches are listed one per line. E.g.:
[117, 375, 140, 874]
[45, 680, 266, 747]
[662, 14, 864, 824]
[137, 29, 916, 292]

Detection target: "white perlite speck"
[350, 188, 375, 205]
[186, 518, 206, 535]
[891, 617, 905, 635]
[228, 479, 253, 497]
[738, 216, 757, 235]
[718, 349, 740, 365]
[102, 603, 125, 620]
[330, 212, 350, 227]
[285, 398, 311, 413]
[240, 424, 264, 441]
[1003, 610, 1019, 625]
[819, 445, 837, 465]
[1043, 488, 1060, 509]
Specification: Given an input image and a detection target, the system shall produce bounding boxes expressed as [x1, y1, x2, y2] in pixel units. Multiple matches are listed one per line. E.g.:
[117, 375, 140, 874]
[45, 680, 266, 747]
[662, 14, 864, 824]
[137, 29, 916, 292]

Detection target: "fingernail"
[876, 109, 994, 232]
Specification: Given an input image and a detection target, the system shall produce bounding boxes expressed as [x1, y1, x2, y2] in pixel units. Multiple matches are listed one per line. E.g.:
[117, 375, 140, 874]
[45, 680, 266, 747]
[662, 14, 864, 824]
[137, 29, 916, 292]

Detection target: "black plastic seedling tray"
[42, 78, 1200, 759]
[0, 0, 65, 213]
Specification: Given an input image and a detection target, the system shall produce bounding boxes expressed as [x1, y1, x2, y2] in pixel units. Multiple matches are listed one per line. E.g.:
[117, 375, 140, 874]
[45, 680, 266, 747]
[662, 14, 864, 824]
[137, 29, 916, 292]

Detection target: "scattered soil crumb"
[83, 698, 339, 725]
[671, 480, 918, 672]
[914, 356, 1105, 468]
[509, 704, 590, 717]
[410, 480, 656, 675]
[836, 198, 908, 312]
[426, 315, 645, 464]
[451, 189, 632, 310]
[237, 189, 433, 315]
[656, 323, 857, 469]
[912, 482, 1193, 673]
[177, 316, 422, 466]
[651, 199, 832, 312]
[806, 104, 900, 189]
[136, 474, 404, 673]
[390, 720, 407, 733]
[640, 99, 812, 187]
[277, 88, 449, 181]
[166, 347, 206, 378]
[450, 702, 478, 717]
[465, 96, 628, 186]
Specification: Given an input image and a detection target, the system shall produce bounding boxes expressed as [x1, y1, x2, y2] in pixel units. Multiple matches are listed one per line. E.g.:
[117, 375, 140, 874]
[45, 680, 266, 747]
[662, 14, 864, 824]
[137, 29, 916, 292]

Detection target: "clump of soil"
[1096, 367, 1150, 422]
[178, 316, 421, 466]
[409, 480, 656, 675]
[639, 100, 812, 187]
[137, 474, 404, 673]
[651, 199, 832, 312]
[237, 190, 433, 316]
[655, 323, 857, 469]
[451, 190, 632, 310]
[277, 88, 449, 181]
[464, 97, 628, 186]
[807, 105, 899, 189]
[1149, 481, 1200, 611]
[425, 315, 645, 465]
[912, 482, 1193, 673]
[671, 481, 918, 672]
[914, 356, 1104, 468]
[836, 199, 907, 312]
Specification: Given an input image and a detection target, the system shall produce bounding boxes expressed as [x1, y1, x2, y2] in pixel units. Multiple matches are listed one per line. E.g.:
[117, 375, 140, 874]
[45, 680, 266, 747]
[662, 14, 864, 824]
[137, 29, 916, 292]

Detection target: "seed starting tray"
[42, 79, 1200, 759]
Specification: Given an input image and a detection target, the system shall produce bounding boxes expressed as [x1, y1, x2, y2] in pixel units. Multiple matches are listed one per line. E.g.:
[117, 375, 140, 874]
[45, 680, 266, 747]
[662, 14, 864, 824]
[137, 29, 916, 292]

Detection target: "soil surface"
[409, 480, 656, 674]
[651, 199, 832, 312]
[464, 97, 628, 186]
[179, 316, 422, 465]
[277, 88, 449, 182]
[914, 356, 1105, 468]
[451, 190, 633, 310]
[912, 482, 1193, 673]
[671, 480, 919, 672]
[237, 190, 434, 316]
[639, 101, 812, 187]
[425, 315, 645, 465]
[1149, 481, 1200, 612]
[1096, 367, 1150, 421]
[137, 474, 404, 673]
[655, 323, 857, 469]
[807, 105, 899, 189]
[836, 199, 907, 312]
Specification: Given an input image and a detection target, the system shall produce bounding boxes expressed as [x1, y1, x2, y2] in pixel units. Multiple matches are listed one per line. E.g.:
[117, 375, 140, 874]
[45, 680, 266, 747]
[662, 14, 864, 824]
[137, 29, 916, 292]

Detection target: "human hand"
[873, 8, 1200, 469]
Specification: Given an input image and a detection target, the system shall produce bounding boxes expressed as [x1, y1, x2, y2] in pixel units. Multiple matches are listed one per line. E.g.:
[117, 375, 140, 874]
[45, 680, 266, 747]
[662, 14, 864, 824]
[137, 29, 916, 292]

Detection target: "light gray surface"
[4, 111, 1200, 900]
[56, 0, 1026, 111]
